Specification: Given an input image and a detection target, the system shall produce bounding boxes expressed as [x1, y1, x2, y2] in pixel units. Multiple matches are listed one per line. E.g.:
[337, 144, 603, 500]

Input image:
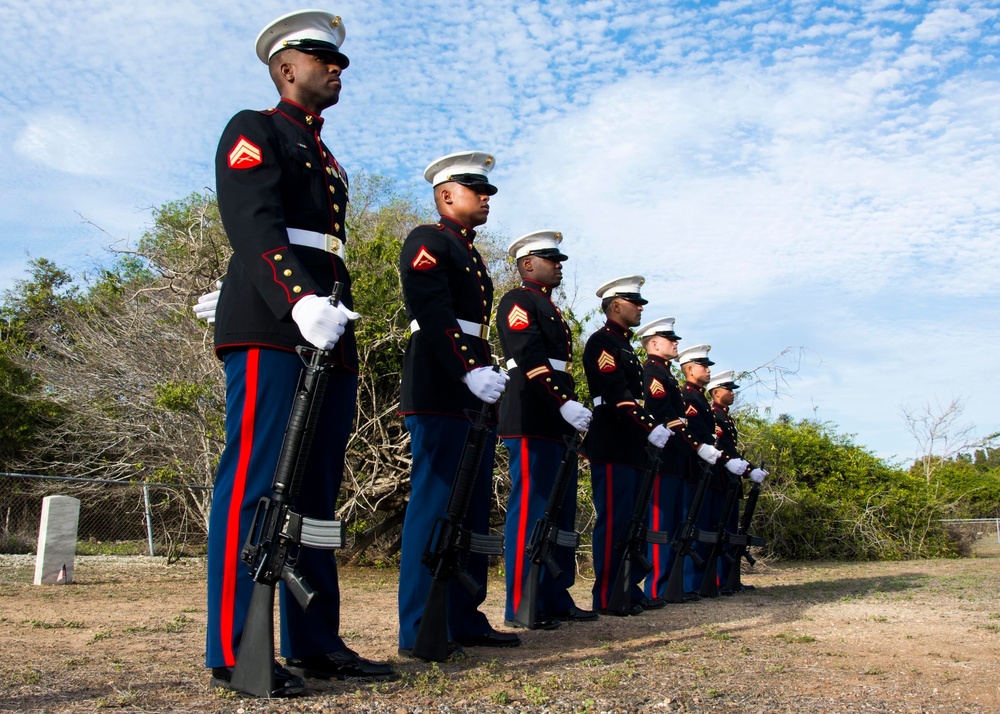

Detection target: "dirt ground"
[2, 541, 999, 714]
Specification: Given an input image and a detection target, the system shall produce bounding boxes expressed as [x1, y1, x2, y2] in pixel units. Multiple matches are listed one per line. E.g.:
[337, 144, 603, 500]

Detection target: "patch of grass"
[522, 682, 548, 705]
[988, 612, 1000, 620]
[978, 623, 1000, 633]
[704, 626, 732, 641]
[869, 615, 888, 623]
[412, 662, 450, 696]
[764, 664, 786, 673]
[773, 632, 816, 644]
[91, 631, 112, 642]
[581, 657, 604, 668]
[489, 690, 510, 705]
[863, 666, 886, 675]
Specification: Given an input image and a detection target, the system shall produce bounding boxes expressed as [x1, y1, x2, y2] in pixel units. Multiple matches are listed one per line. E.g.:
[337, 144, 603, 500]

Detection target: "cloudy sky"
[1, 0, 997, 463]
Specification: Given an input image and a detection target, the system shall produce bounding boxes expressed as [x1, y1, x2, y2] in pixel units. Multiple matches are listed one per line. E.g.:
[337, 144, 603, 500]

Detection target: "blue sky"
[1, 1, 998, 464]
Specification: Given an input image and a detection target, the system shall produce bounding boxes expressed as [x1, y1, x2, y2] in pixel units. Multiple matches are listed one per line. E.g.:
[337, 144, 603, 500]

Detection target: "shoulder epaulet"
[256, 107, 278, 115]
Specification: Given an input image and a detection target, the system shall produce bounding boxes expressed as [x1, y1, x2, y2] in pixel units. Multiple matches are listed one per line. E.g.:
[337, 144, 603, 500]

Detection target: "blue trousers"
[590, 461, 645, 610]
[502, 437, 578, 621]
[687, 482, 721, 592]
[398, 414, 495, 649]
[644, 472, 685, 599]
[206, 348, 357, 667]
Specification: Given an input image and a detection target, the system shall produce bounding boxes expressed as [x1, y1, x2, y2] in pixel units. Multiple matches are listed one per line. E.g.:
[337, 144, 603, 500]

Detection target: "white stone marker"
[33, 495, 81, 585]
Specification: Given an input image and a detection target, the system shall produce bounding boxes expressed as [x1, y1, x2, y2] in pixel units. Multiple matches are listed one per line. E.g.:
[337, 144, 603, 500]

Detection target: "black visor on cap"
[615, 292, 648, 306]
[280, 38, 350, 68]
[655, 331, 681, 341]
[527, 248, 568, 262]
[446, 173, 498, 196]
[714, 381, 738, 390]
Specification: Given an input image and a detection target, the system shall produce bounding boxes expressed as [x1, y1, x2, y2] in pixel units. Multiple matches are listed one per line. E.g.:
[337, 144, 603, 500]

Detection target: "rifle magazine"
[646, 529, 671, 545]
[555, 529, 580, 548]
[299, 516, 345, 549]
[468, 532, 504, 556]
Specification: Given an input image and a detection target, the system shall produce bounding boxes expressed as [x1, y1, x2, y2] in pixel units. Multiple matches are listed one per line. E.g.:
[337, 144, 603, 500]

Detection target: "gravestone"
[33, 495, 81, 585]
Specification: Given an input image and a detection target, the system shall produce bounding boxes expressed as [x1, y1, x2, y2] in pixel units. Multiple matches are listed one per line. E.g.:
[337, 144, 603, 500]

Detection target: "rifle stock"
[412, 396, 503, 661]
[511, 432, 583, 629]
[230, 283, 345, 697]
[606, 445, 666, 615]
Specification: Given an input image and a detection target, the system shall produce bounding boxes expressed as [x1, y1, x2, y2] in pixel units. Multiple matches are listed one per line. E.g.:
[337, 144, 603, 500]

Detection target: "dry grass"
[1, 540, 999, 712]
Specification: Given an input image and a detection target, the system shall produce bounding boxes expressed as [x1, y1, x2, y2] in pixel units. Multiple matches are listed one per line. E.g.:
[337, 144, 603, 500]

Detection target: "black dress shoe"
[504, 617, 561, 630]
[210, 661, 307, 698]
[738, 584, 756, 592]
[548, 605, 598, 622]
[285, 648, 398, 681]
[397, 641, 466, 661]
[454, 629, 522, 648]
[597, 603, 643, 617]
[639, 597, 666, 610]
[683, 591, 702, 602]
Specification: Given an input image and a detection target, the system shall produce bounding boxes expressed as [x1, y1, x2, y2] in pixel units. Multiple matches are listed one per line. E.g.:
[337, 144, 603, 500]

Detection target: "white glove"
[725, 458, 750, 475]
[647, 424, 672, 448]
[192, 288, 220, 323]
[749, 468, 768, 483]
[559, 400, 592, 432]
[697, 444, 723, 465]
[291, 294, 360, 350]
[462, 367, 508, 404]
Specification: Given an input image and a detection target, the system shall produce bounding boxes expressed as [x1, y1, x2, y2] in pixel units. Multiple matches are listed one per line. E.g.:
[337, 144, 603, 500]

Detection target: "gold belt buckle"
[323, 234, 344, 257]
[478, 323, 490, 340]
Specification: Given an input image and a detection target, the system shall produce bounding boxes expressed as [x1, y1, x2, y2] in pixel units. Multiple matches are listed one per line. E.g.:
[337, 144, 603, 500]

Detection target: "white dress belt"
[409, 318, 490, 340]
[505, 358, 568, 372]
[593, 396, 647, 408]
[287, 228, 345, 259]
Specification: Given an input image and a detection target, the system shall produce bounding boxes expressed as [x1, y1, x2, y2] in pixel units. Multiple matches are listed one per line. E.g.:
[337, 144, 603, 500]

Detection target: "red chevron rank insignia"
[411, 246, 438, 270]
[228, 136, 262, 169]
[685, 404, 698, 417]
[597, 350, 616, 373]
[507, 305, 529, 330]
[649, 378, 666, 398]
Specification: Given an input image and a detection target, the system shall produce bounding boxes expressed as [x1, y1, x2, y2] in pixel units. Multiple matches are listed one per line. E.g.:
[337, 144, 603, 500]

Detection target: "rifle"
[412, 390, 504, 662]
[605, 445, 671, 615]
[230, 284, 347, 698]
[696, 468, 744, 598]
[723, 477, 766, 593]
[663, 460, 713, 603]
[510, 432, 583, 629]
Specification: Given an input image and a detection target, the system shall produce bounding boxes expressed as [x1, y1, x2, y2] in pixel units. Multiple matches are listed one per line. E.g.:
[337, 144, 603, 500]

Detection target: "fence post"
[142, 483, 155, 557]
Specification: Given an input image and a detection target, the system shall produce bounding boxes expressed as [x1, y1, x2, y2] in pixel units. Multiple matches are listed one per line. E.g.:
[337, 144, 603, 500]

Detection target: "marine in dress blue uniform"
[397, 151, 519, 656]
[204, 9, 393, 695]
[677, 345, 747, 594]
[635, 318, 702, 602]
[582, 277, 671, 615]
[496, 231, 596, 629]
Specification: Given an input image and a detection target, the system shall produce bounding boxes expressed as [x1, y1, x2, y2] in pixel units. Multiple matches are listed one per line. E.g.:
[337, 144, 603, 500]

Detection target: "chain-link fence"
[0, 473, 211, 559]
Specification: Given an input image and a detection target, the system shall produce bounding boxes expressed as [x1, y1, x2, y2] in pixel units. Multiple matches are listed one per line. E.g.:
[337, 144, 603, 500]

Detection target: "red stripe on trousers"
[512, 438, 532, 612]
[650, 477, 661, 599]
[599, 464, 614, 608]
[220, 348, 259, 666]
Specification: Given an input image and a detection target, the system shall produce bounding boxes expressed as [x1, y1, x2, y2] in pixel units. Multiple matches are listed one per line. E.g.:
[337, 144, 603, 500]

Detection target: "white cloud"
[1, 0, 999, 459]
[14, 118, 124, 176]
